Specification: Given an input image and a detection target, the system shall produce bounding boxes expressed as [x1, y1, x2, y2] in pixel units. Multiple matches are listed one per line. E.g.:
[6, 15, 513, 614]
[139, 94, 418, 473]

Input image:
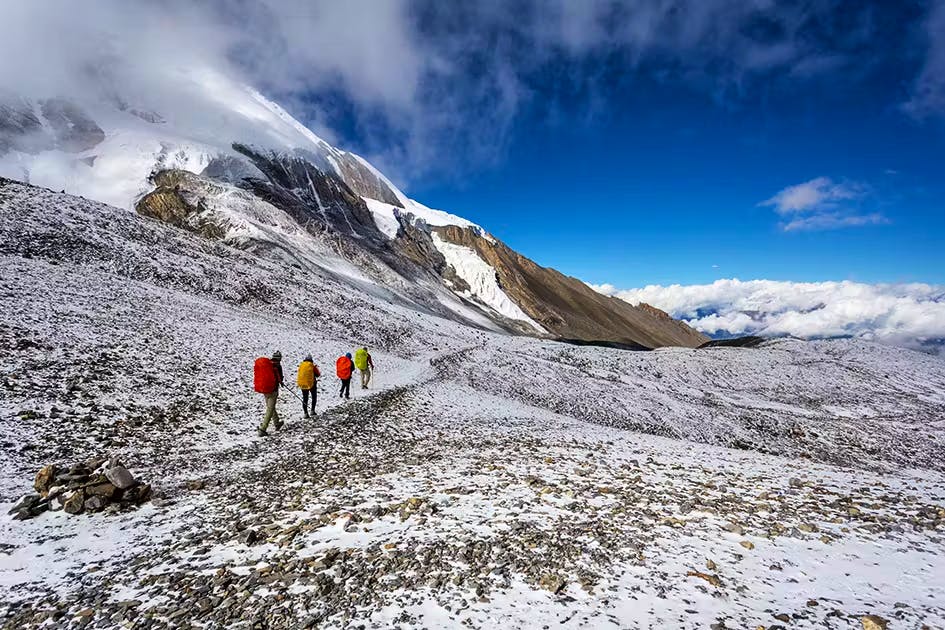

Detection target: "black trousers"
[339, 378, 351, 399]
[301, 386, 316, 415]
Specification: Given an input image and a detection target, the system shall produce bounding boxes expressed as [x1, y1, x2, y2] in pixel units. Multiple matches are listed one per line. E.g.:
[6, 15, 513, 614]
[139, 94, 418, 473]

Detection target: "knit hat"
[346, 353, 352, 359]
[304, 354, 312, 362]
[272, 350, 282, 360]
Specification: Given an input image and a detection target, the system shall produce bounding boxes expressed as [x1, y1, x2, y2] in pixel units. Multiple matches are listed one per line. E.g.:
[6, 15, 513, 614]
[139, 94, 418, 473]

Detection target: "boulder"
[121, 483, 151, 505]
[34, 465, 58, 496]
[86, 482, 118, 498]
[106, 465, 135, 490]
[861, 616, 888, 630]
[63, 490, 85, 515]
[238, 529, 260, 545]
[84, 496, 106, 513]
[8, 493, 40, 515]
[538, 574, 566, 594]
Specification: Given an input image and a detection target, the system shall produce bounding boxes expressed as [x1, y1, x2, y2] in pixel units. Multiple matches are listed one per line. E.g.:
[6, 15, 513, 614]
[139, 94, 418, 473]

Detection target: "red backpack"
[254, 357, 277, 394]
[336, 356, 353, 379]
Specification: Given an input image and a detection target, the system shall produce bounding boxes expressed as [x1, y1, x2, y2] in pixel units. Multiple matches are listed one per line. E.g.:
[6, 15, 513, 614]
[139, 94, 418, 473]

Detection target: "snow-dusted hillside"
[0, 77, 707, 348]
[1, 180, 944, 628]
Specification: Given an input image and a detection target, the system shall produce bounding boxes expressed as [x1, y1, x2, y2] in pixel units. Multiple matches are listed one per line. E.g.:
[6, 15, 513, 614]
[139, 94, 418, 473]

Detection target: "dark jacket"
[273, 360, 284, 387]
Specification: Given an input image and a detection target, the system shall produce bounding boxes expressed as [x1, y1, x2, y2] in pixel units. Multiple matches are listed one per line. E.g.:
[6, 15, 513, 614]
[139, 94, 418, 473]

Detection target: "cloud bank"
[592, 279, 945, 352]
[2, 0, 942, 184]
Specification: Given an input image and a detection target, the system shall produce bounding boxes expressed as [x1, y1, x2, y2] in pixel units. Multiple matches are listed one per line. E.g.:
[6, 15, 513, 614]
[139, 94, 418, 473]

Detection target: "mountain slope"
[432, 224, 707, 347]
[0, 81, 705, 348]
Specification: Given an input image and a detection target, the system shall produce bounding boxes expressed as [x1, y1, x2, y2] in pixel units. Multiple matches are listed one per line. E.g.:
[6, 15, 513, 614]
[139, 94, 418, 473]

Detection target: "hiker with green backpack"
[354, 346, 374, 389]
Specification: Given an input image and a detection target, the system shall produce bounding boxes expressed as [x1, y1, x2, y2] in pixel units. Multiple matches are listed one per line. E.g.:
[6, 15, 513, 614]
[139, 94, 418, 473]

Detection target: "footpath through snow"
[1, 179, 944, 628]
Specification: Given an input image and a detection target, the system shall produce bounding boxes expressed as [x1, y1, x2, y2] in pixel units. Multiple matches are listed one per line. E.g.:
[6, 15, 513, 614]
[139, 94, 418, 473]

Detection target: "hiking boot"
[258, 428, 267, 437]
[304, 413, 310, 419]
[275, 421, 284, 431]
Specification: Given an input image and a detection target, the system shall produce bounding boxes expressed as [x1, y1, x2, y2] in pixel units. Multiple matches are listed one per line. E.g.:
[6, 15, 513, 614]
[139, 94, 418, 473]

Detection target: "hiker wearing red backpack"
[336, 352, 354, 400]
[254, 350, 285, 437]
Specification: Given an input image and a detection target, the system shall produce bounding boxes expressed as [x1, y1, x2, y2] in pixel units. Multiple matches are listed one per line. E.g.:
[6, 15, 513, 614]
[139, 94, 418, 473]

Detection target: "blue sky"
[280, 1, 945, 289]
[411, 78, 945, 287]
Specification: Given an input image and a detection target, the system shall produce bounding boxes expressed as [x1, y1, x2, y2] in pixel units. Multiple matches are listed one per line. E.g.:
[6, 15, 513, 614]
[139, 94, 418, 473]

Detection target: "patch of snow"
[432, 232, 544, 332]
[406, 198, 488, 238]
[362, 196, 401, 240]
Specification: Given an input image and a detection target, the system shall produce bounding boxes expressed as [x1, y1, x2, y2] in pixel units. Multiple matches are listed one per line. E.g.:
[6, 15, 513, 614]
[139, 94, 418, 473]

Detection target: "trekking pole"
[282, 383, 304, 403]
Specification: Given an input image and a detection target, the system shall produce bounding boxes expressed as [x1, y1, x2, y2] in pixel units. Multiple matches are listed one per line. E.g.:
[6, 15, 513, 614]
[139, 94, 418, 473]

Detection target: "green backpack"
[354, 348, 368, 370]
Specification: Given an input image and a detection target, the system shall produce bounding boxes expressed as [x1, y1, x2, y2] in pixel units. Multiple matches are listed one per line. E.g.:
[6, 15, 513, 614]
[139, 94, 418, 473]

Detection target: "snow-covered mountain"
[0, 76, 705, 348]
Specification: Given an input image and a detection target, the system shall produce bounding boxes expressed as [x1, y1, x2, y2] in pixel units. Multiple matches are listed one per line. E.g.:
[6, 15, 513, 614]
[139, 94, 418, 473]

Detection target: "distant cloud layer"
[592, 279, 945, 352]
[760, 177, 887, 232]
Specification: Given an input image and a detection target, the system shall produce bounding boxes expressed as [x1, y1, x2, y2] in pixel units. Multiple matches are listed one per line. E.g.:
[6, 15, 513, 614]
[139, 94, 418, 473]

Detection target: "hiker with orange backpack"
[254, 350, 285, 437]
[297, 355, 320, 418]
[336, 352, 354, 400]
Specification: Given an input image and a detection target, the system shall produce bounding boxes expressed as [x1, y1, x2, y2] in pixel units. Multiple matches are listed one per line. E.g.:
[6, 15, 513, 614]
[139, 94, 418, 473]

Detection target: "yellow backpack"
[297, 361, 315, 389]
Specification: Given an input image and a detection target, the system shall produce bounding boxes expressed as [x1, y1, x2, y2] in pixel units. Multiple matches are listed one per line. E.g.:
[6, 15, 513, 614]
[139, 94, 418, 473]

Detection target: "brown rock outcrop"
[433, 225, 707, 348]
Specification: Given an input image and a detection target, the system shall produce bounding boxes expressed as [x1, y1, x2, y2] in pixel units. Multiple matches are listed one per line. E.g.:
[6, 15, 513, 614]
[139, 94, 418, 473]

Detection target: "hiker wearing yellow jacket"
[296, 355, 320, 418]
[354, 347, 374, 389]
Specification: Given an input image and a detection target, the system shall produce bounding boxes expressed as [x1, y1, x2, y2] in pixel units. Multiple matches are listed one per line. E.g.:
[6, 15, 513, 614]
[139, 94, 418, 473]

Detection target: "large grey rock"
[106, 465, 135, 490]
[8, 493, 40, 515]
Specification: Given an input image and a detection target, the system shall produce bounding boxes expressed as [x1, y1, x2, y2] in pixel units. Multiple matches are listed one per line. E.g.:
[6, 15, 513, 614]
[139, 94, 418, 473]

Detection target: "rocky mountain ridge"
[0, 86, 705, 348]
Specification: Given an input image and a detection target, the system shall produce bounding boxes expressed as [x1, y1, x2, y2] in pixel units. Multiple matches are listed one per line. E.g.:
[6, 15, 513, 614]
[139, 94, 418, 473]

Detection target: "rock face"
[432, 225, 707, 348]
[135, 170, 227, 240]
[0, 97, 103, 156]
[38, 99, 105, 153]
[233, 143, 386, 244]
[333, 152, 403, 208]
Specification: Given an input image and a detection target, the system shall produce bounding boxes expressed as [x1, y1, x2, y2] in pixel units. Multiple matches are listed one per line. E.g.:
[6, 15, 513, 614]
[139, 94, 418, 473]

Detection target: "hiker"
[254, 350, 285, 436]
[354, 346, 375, 389]
[296, 355, 320, 418]
[336, 352, 354, 400]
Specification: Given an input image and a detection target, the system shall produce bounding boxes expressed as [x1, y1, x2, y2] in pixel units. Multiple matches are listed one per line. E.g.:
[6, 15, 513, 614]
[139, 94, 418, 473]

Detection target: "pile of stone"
[8, 457, 151, 520]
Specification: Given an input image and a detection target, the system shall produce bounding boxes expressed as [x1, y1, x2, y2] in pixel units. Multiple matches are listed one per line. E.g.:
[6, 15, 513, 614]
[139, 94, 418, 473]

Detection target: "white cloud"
[760, 177, 886, 232]
[761, 177, 862, 214]
[782, 212, 888, 232]
[592, 278, 945, 352]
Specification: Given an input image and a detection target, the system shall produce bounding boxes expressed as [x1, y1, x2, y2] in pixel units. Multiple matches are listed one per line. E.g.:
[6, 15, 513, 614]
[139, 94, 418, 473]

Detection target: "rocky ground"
[3, 371, 944, 628]
[1, 180, 945, 628]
